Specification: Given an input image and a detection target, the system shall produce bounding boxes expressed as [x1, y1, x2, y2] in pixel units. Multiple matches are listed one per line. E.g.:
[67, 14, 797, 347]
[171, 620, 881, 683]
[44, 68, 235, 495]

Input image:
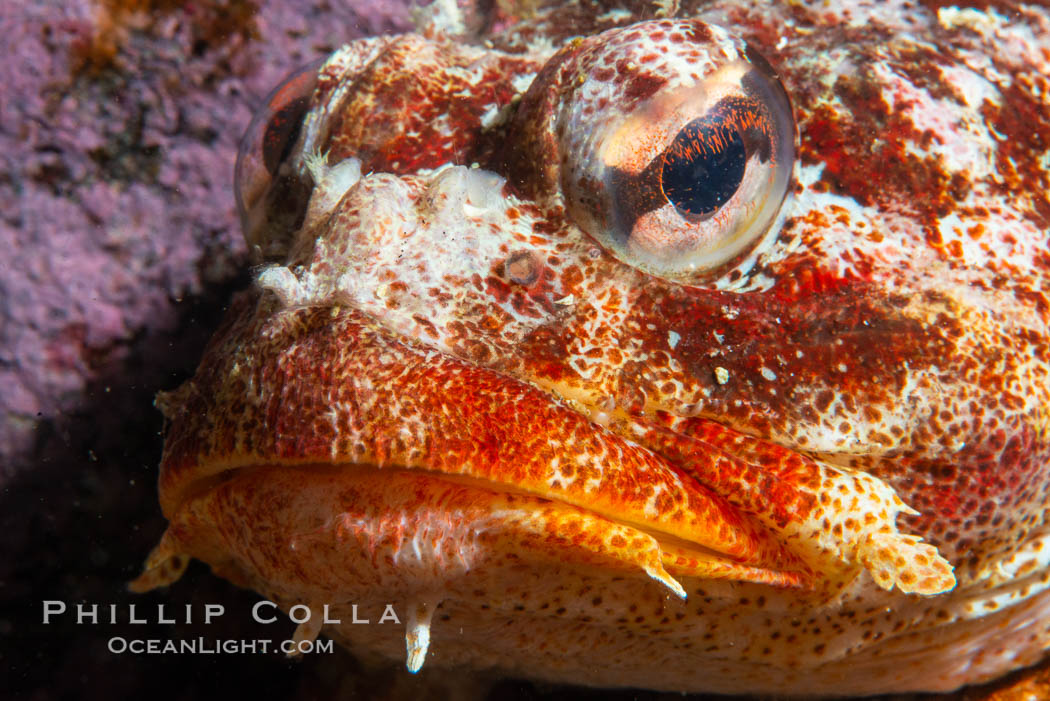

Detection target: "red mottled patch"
[638, 414, 821, 530]
[623, 70, 668, 104]
[980, 77, 1050, 227]
[647, 280, 955, 411]
[682, 22, 713, 44]
[324, 37, 541, 174]
[800, 71, 972, 226]
[900, 421, 1044, 556]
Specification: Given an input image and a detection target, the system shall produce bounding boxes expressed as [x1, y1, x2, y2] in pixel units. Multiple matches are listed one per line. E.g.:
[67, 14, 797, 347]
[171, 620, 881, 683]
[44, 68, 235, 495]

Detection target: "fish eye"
[235, 59, 324, 260]
[555, 22, 796, 281]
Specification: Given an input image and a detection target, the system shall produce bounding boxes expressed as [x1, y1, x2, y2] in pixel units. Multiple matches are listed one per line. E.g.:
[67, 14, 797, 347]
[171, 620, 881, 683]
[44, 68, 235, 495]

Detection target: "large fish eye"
[554, 21, 796, 282]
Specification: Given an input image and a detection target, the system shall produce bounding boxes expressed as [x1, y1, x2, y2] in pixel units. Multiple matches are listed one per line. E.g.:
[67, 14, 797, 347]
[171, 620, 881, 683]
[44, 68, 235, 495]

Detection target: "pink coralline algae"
[3, 2, 414, 698]
[0, 0, 412, 473]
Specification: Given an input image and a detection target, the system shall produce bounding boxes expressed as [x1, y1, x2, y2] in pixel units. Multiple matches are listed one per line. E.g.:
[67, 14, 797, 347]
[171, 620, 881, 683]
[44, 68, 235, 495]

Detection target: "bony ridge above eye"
[511, 19, 796, 283]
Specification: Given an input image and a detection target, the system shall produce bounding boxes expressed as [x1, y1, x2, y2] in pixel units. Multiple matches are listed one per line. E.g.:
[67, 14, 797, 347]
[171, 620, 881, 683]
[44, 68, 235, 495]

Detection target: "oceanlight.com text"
[106, 636, 335, 655]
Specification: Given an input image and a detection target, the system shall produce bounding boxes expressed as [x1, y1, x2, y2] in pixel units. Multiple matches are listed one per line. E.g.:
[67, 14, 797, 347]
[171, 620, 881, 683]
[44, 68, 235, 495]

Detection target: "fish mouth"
[133, 294, 954, 637]
[156, 457, 811, 594]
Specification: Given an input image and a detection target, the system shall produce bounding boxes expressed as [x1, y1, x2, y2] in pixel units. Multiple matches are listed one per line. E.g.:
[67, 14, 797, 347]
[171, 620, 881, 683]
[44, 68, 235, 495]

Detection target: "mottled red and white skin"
[132, 0, 1050, 695]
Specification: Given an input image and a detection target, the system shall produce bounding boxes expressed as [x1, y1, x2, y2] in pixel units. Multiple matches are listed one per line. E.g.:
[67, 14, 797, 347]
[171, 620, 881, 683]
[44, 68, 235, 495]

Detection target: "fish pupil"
[661, 117, 746, 218]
